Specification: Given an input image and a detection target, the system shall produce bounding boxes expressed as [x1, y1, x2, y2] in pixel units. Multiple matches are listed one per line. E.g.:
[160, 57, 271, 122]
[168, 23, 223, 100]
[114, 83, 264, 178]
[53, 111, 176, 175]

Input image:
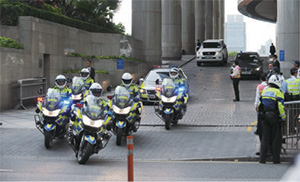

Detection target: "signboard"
[117, 59, 124, 69]
[279, 50, 284, 61]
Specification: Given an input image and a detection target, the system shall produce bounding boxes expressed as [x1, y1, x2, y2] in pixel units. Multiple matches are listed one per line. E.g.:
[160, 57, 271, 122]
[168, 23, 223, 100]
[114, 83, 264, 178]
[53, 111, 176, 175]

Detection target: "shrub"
[228, 51, 238, 57]
[0, 1, 118, 33]
[0, 36, 23, 49]
[63, 69, 108, 74]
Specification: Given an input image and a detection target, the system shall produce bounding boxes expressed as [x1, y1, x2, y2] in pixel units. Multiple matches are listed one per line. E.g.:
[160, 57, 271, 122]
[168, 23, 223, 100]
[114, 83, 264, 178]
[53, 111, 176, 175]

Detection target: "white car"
[196, 39, 228, 66]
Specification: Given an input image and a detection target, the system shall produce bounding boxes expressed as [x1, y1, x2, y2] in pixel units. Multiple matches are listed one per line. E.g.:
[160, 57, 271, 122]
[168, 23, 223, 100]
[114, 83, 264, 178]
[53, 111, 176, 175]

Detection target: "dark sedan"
[231, 52, 263, 79]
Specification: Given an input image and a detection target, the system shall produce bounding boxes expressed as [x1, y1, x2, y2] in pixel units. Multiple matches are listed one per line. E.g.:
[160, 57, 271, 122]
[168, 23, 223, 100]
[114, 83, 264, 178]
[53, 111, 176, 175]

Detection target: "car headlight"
[112, 105, 131, 114]
[161, 95, 177, 103]
[255, 67, 261, 71]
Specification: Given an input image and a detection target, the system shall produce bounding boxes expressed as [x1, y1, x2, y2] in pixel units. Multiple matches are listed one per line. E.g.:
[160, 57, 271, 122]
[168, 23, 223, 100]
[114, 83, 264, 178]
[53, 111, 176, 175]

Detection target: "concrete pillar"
[219, 0, 225, 39]
[181, 0, 195, 55]
[277, 0, 300, 78]
[195, 0, 206, 45]
[205, 0, 213, 39]
[132, 0, 161, 64]
[213, 0, 220, 39]
[162, 0, 182, 60]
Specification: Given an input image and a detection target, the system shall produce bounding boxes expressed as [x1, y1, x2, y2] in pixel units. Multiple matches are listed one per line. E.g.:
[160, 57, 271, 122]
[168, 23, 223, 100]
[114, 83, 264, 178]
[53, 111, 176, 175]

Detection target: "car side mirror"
[106, 85, 112, 92]
[155, 79, 160, 85]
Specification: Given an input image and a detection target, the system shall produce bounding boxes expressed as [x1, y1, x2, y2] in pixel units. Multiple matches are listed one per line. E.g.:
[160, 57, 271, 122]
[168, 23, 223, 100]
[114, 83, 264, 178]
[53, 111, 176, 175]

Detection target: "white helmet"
[169, 67, 179, 79]
[55, 75, 67, 89]
[268, 74, 284, 88]
[89, 83, 102, 97]
[122, 72, 133, 88]
[80, 68, 90, 80]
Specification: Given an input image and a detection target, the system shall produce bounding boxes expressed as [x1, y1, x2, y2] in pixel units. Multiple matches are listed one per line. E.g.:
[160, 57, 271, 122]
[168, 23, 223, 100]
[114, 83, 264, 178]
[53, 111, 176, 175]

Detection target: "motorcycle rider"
[257, 74, 286, 164]
[53, 75, 71, 99]
[169, 67, 189, 118]
[80, 68, 94, 90]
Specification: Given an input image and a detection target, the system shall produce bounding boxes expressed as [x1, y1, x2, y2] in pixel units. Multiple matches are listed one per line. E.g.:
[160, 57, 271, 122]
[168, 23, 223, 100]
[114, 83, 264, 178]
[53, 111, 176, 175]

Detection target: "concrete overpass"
[238, 0, 300, 77]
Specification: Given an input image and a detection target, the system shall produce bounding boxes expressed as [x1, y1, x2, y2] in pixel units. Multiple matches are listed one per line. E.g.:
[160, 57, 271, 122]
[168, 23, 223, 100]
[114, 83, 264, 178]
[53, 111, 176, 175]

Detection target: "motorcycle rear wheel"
[116, 127, 123, 146]
[77, 141, 93, 164]
[44, 130, 53, 149]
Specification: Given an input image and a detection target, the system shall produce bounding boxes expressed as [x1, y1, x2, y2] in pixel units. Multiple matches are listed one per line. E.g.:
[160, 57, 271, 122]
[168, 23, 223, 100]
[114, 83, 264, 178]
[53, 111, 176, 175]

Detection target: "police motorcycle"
[154, 78, 187, 130]
[68, 94, 112, 164]
[34, 88, 71, 149]
[107, 86, 141, 146]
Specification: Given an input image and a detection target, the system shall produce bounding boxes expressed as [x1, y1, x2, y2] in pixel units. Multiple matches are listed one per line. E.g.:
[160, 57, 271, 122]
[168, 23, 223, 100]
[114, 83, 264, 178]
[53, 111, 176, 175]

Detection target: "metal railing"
[15, 77, 47, 110]
[282, 101, 300, 150]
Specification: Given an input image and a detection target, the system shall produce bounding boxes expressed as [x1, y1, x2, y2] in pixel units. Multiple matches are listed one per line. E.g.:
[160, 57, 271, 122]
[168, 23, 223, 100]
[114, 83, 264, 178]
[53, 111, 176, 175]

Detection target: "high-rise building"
[225, 15, 246, 53]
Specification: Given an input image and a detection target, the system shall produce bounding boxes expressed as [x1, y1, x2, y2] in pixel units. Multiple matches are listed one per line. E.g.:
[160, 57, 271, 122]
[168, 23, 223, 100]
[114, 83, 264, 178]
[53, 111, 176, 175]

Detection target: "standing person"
[196, 39, 201, 52]
[86, 60, 95, 82]
[254, 73, 268, 141]
[281, 67, 300, 101]
[271, 55, 280, 73]
[230, 60, 241, 102]
[292, 60, 300, 79]
[266, 63, 274, 80]
[257, 74, 286, 164]
[269, 43, 276, 56]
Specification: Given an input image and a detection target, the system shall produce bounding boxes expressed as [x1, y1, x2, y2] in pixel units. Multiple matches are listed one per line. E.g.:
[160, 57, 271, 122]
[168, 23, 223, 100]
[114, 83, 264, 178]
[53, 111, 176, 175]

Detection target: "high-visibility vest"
[233, 66, 241, 78]
[257, 84, 267, 96]
[286, 79, 300, 95]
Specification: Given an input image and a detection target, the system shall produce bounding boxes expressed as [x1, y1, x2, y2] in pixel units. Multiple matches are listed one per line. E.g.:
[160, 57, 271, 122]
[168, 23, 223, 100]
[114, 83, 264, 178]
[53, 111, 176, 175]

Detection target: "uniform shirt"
[254, 81, 267, 107]
[281, 76, 300, 95]
[120, 83, 139, 99]
[53, 86, 71, 99]
[230, 65, 241, 78]
[83, 77, 94, 90]
[257, 87, 286, 121]
[297, 68, 300, 79]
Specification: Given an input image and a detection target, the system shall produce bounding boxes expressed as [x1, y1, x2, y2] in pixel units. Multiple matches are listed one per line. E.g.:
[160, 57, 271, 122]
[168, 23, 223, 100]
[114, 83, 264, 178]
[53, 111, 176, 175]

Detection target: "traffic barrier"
[282, 100, 300, 150]
[127, 136, 134, 182]
[15, 77, 47, 110]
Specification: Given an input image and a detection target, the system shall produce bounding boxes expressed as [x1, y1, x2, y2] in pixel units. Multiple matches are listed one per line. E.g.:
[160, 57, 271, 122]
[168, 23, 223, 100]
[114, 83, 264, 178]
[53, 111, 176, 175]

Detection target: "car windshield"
[145, 71, 170, 82]
[202, 42, 221, 48]
[236, 54, 259, 63]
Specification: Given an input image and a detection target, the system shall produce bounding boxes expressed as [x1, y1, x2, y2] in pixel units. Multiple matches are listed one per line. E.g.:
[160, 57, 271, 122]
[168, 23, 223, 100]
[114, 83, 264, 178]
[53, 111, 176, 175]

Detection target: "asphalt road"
[0, 56, 292, 181]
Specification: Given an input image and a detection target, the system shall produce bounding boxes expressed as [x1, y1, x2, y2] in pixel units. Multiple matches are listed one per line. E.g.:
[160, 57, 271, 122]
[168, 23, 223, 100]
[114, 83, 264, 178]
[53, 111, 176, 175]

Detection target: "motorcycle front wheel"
[77, 140, 93, 164]
[44, 130, 53, 149]
[164, 114, 171, 130]
[116, 127, 123, 146]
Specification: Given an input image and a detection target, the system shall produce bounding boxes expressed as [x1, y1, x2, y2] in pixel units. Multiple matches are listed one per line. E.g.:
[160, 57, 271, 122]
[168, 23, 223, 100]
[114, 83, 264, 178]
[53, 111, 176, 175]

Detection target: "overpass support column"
[205, 0, 213, 39]
[132, 0, 161, 64]
[195, 0, 206, 45]
[162, 0, 182, 60]
[219, 0, 225, 39]
[213, 0, 220, 39]
[181, 0, 195, 55]
[277, 0, 299, 77]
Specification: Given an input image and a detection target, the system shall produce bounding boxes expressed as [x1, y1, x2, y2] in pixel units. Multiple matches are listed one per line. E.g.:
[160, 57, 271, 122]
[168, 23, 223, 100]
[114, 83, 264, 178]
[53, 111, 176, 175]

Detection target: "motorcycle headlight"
[72, 94, 82, 100]
[139, 88, 146, 93]
[161, 95, 177, 103]
[63, 100, 70, 105]
[82, 115, 104, 128]
[112, 105, 131, 114]
[178, 87, 185, 92]
[42, 108, 61, 117]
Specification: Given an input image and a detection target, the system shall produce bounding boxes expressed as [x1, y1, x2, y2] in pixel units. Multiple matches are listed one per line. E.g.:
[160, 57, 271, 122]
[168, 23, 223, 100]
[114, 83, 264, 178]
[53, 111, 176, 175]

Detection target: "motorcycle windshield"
[113, 86, 132, 109]
[161, 78, 176, 97]
[83, 95, 106, 120]
[71, 76, 85, 95]
[44, 88, 61, 111]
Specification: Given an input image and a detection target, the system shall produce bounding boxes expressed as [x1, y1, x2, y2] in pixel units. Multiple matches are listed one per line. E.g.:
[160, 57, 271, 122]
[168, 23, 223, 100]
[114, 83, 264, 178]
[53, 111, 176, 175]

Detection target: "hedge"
[0, 1, 118, 33]
[68, 52, 146, 63]
[63, 69, 109, 74]
[0, 36, 23, 49]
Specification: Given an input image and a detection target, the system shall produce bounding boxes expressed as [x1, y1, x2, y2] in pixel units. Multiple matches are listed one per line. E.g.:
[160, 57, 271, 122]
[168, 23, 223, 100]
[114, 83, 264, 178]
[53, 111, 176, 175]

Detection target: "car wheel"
[197, 62, 202, 66]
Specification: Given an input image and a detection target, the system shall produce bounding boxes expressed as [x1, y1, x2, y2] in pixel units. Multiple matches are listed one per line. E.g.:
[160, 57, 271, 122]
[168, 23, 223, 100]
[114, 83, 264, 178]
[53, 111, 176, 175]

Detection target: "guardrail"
[282, 101, 300, 151]
[15, 77, 47, 110]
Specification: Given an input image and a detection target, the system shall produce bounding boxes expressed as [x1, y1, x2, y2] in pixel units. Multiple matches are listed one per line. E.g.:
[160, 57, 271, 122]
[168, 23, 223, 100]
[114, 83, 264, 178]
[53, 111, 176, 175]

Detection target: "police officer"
[80, 68, 94, 90]
[292, 60, 300, 79]
[257, 74, 286, 164]
[281, 67, 300, 101]
[53, 75, 71, 99]
[230, 60, 241, 102]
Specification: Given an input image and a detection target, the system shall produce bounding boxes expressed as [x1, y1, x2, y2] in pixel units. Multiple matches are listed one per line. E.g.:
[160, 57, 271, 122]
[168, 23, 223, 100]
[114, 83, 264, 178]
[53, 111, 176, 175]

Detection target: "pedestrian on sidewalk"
[271, 55, 280, 73]
[292, 60, 300, 79]
[269, 43, 276, 56]
[230, 60, 241, 102]
[257, 74, 286, 164]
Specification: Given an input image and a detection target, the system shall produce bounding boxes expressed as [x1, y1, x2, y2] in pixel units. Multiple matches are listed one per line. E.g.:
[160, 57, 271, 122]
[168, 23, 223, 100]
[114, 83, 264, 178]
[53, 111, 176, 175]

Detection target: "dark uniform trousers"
[260, 111, 282, 163]
[232, 78, 240, 100]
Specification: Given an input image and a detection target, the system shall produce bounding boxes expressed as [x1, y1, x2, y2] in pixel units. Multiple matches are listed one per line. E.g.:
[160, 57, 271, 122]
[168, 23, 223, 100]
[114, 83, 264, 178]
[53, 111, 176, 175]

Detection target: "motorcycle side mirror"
[37, 87, 43, 95]
[139, 78, 144, 85]
[107, 85, 112, 92]
[155, 79, 160, 85]
[107, 95, 113, 100]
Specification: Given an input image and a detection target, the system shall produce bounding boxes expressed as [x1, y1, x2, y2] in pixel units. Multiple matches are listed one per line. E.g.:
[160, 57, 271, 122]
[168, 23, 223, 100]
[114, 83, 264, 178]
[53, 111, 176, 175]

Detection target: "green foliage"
[228, 51, 238, 57]
[68, 52, 146, 63]
[41, 3, 63, 15]
[0, 1, 119, 33]
[63, 69, 108, 74]
[0, 37, 23, 49]
[114, 23, 125, 35]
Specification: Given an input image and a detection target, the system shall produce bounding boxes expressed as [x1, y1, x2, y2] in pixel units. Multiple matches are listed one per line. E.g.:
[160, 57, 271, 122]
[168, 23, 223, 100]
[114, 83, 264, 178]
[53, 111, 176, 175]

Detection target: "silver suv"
[196, 39, 228, 66]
